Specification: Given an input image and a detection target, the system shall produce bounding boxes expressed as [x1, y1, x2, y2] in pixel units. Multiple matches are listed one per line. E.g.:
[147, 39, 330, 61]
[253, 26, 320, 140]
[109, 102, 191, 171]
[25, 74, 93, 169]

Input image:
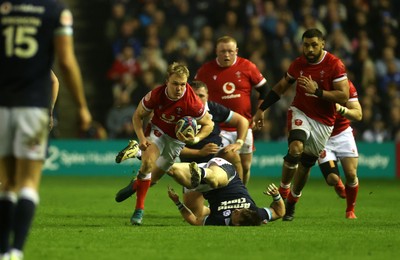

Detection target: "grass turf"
[24, 175, 400, 260]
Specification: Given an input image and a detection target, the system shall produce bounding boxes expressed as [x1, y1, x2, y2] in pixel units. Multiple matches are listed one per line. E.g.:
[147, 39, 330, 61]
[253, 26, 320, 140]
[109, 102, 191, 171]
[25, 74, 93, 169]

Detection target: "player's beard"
[304, 49, 322, 63]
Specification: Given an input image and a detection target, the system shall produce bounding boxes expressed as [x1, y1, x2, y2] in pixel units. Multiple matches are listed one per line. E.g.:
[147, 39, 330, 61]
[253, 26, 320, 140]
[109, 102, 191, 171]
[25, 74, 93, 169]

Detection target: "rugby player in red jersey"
[318, 80, 362, 219]
[115, 63, 213, 225]
[195, 36, 268, 185]
[254, 28, 350, 221]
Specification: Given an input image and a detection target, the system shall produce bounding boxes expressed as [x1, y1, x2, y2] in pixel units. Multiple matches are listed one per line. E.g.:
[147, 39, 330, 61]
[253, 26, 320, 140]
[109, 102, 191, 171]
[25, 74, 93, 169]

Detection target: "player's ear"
[321, 40, 325, 49]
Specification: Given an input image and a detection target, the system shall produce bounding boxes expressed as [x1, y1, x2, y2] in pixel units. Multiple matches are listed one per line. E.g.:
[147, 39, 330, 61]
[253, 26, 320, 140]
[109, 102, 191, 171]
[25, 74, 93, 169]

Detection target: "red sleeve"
[248, 61, 266, 86]
[142, 89, 156, 111]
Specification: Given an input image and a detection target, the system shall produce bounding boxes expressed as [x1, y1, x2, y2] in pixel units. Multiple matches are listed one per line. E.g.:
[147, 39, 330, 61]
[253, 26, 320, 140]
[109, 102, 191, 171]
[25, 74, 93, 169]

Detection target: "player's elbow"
[354, 109, 363, 121]
[272, 201, 286, 219]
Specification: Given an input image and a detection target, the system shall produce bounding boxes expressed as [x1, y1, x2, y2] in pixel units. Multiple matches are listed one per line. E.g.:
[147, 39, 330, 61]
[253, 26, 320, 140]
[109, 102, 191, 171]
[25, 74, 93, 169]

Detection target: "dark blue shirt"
[180, 101, 232, 163]
[203, 175, 269, 226]
[0, 0, 71, 107]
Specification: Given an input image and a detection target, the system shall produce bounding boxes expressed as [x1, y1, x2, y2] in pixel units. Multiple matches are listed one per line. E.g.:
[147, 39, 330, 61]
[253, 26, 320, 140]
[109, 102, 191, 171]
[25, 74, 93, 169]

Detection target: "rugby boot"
[115, 140, 139, 163]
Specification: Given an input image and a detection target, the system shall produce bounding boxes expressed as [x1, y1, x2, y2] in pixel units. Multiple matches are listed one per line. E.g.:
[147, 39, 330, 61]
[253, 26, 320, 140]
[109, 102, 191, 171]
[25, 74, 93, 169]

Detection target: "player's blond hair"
[216, 36, 237, 46]
[166, 62, 189, 79]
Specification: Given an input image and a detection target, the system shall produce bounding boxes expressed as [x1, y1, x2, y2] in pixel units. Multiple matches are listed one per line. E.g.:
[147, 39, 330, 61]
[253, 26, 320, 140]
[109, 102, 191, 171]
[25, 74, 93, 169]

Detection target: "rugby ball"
[175, 116, 197, 138]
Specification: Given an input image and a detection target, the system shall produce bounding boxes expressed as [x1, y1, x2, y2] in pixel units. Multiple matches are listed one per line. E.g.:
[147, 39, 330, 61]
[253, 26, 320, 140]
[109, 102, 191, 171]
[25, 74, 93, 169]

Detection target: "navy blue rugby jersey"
[0, 0, 72, 107]
[181, 101, 233, 163]
[203, 174, 269, 226]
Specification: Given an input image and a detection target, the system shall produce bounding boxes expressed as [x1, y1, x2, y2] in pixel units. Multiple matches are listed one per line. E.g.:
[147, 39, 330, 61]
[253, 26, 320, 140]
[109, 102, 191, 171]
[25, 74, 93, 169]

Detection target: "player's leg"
[220, 130, 250, 185]
[130, 144, 159, 225]
[284, 114, 333, 221]
[167, 162, 192, 188]
[284, 153, 315, 221]
[280, 130, 305, 199]
[239, 130, 254, 185]
[280, 109, 307, 199]
[0, 108, 16, 257]
[187, 160, 235, 189]
[202, 164, 232, 189]
[217, 149, 243, 181]
[183, 190, 209, 218]
[341, 157, 359, 219]
[10, 108, 48, 258]
[239, 153, 251, 185]
[11, 159, 42, 257]
[319, 160, 346, 199]
[0, 157, 17, 257]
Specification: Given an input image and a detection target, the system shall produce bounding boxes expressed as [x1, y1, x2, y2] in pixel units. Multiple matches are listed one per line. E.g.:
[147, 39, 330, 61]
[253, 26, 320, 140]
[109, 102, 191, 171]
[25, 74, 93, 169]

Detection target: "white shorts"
[183, 157, 233, 194]
[0, 107, 49, 160]
[318, 126, 359, 164]
[220, 129, 253, 154]
[147, 124, 186, 171]
[288, 106, 333, 157]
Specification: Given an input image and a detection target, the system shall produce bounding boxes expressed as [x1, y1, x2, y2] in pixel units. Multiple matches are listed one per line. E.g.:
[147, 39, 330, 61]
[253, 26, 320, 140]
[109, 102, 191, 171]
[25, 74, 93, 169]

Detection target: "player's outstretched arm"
[335, 100, 362, 122]
[222, 111, 249, 153]
[49, 70, 59, 130]
[168, 186, 204, 226]
[263, 183, 285, 220]
[54, 35, 92, 131]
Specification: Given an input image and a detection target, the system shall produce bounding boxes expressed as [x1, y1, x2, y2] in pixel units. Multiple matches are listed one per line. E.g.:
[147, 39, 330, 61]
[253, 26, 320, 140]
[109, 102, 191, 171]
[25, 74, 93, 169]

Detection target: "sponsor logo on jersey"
[221, 82, 241, 99]
[153, 129, 162, 137]
[222, 82, 235, 94]
[294, 119, 302, 126]
[161, 113, 175, 123]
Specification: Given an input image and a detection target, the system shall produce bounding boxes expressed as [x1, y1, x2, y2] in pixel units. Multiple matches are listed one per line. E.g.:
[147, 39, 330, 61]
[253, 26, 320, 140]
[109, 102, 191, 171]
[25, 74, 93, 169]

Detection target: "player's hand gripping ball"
[175, 116, 198, 139]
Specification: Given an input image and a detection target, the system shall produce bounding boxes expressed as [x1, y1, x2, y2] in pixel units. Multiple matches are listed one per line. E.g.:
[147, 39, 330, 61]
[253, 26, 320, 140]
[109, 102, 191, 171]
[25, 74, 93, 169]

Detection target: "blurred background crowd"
[54, 0, 400, 143]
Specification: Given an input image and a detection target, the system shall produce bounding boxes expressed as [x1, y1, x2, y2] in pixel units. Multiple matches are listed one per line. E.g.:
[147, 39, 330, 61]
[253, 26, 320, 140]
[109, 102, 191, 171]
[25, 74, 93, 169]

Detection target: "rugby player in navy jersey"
[167, 157, 285, 226]
[0, 1, 92, 259]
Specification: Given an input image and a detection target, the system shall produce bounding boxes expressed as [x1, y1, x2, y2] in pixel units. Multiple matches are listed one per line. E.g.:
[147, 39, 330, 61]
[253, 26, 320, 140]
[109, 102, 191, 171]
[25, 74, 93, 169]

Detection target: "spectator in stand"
[362, 116, 391, 143]
[215, 11, 245, 47]
[107, 45, 142, 82]
[164, 24, 197, 64]
[318, 0, 347, 34]
[388, 103, 400, 141]
[111, 18, 142, 59]
[106, 94, 136, 139]
[378, 59, 400, 93]
[375, 47, 400, 79]
[105, 3, 128, 44]
[151, 9, 173, 45]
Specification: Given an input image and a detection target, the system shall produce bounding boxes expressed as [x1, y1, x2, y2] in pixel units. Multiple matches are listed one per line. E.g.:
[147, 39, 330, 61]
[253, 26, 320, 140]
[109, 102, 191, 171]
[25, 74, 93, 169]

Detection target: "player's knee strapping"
[319, 160, 339, 180]
[284, 129, 306, 169]
[300, 153, 318, 168]
[288, 129, 307, 144]
[283, 152, 300, 169]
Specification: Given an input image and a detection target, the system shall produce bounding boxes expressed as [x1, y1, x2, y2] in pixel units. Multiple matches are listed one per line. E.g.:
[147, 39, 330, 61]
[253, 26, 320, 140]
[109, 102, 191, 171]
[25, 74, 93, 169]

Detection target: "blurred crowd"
[95, 0, 400, 142]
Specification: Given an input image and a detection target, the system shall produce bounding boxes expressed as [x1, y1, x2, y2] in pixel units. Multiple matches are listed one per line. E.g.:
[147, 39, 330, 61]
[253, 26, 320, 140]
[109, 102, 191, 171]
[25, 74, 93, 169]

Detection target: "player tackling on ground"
[167, 157, 285, 226]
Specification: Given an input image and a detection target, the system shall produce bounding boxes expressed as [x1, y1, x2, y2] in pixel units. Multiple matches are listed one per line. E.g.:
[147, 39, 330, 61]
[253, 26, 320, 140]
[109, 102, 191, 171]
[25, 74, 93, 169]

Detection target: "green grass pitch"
[25, 175, 400, 260]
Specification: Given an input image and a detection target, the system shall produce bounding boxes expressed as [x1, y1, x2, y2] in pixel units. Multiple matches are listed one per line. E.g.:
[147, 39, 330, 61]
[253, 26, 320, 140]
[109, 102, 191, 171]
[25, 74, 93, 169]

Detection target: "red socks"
[279, 187, 291, 199]
[287, 191, 300, 204]
[345, 184, 359, 212]
[135, 179, 151, 210]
